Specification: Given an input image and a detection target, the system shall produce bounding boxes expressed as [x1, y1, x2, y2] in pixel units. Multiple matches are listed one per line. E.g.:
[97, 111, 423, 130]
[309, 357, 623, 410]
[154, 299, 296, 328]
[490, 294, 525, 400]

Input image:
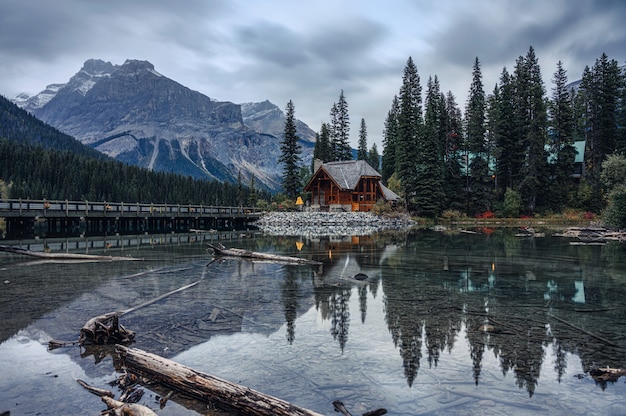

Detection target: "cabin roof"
[320, 160, 381, 190]
[380, 183, 400, 201]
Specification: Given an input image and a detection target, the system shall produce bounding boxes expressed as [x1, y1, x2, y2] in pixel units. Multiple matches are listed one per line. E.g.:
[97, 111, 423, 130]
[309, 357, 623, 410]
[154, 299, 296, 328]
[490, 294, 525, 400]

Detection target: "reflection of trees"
[310, 235, 388, 352]
[282, 267, 299, 345]
[277, 230, 626, 395]
[379, 229, 626, 395]
[330, 289, 351, 352]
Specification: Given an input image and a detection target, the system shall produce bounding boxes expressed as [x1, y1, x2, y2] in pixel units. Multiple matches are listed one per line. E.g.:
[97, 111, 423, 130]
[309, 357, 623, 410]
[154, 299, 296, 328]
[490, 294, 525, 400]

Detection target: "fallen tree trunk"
[208, 243, 322, 265]
[0, 244, 139, 261]
[116, 345, 325, 416]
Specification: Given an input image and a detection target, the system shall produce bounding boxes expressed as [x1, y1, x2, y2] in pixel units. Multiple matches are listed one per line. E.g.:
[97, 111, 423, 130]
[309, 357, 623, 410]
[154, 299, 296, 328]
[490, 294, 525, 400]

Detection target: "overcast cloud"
[1, 0, 624, 148]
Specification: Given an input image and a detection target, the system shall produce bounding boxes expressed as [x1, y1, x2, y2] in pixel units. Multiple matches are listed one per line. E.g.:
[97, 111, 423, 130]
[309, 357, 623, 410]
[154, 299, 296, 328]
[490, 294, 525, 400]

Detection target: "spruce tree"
[396, 57, 422, 209]
[357, 118, 368, 160]
[279, 100, 302, 199]
[443, 91, 465, 211]
[382, 95, 400, 182]
[464, 57, 491, 215]
[493, 67, 521, 192]
[312, 122, 332, 171]
[514, 47, 549, 213]
[416, 75, 445, 216]
[579, 53, 622, 211]
[368, 142, 380, 171]
[548, 60, 576, 210]
[330, 90, 352, 161]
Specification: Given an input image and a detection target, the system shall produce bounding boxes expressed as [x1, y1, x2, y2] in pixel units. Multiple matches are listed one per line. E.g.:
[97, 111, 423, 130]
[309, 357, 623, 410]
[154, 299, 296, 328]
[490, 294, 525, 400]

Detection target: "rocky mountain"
[16, 59, 315, 191]
[241, 100, 317, 143]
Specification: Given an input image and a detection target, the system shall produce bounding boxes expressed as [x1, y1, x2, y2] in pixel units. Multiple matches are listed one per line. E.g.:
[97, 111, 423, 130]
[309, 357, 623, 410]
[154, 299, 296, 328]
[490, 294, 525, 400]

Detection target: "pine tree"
[357, 118, 368, 160]
[415, 75, 445, 216]
[313, 122, 332, 165]
[329, 103, 339, 161]
[368, 142, 380, 171]
[547, 60, 576, 210]
[513, 47, 549, 213]
[330, 90, 352, 161]
[578, 53, 622, 211]
[493, 67, 521, 193]
[279, 100, 302, 199]
[396, 57, 423, 209]
[381, 95, 400, 182]
[443, 91, 465, 211]
[248, 175, 258, 206]
[464, 57, 491, 215]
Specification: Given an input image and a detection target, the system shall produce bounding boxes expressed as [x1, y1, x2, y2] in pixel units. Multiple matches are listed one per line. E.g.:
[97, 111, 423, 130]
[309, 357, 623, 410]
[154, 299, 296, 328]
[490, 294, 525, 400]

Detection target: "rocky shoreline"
[253, 211, 415, 236]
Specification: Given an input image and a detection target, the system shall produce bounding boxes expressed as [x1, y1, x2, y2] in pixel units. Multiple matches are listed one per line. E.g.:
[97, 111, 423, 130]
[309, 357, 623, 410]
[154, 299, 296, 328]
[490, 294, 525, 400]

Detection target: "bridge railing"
[0, 199, 264, 218]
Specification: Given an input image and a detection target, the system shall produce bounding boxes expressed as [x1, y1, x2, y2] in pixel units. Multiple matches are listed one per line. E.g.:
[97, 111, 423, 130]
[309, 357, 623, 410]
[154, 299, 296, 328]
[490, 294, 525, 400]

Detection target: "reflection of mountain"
[4, 229, 626, 399]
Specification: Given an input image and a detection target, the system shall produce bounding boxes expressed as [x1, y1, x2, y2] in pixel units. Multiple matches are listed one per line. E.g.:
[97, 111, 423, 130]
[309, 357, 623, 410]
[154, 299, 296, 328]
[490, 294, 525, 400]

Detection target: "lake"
[1, 228, 626, 415]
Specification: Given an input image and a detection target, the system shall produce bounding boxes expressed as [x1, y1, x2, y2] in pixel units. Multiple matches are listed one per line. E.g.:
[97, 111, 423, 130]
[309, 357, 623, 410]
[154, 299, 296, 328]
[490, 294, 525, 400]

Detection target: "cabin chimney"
[313, 158, 323, 173]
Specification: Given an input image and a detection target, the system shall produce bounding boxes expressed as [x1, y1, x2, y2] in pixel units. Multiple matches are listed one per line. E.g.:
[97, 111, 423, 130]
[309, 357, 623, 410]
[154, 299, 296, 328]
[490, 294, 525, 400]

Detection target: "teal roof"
[574, 141, 585, 163]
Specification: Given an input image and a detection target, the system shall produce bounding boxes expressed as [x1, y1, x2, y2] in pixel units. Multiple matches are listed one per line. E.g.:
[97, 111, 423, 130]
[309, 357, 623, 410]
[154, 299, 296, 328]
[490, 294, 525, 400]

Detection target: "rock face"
[17, 59, 314, 191]
[241, 100, 317, 143]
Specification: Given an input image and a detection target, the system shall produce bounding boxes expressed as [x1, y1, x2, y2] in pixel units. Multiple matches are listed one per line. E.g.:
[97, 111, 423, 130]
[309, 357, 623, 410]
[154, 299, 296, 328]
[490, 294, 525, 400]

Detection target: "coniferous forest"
[311, 48, 626, 223]
[0, 95, 268, 206]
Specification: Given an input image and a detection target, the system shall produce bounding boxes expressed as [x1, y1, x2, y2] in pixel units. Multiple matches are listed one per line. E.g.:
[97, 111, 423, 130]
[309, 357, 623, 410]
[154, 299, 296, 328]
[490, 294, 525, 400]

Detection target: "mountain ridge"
[14, 59, 314, 191]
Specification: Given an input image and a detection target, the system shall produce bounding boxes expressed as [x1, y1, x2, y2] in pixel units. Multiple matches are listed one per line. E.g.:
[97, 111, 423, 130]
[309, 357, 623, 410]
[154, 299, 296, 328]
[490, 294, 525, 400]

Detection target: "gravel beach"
[253, 211, 414, 236]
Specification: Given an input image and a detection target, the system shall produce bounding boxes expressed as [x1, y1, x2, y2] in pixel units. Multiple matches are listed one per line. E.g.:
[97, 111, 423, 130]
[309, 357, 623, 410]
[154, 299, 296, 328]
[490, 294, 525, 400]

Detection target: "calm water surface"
[1, 229, 626, 415]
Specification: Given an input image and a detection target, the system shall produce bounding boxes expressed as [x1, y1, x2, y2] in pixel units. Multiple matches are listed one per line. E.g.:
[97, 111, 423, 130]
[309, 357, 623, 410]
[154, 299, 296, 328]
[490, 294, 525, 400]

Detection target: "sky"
[1, 0, 625, 148]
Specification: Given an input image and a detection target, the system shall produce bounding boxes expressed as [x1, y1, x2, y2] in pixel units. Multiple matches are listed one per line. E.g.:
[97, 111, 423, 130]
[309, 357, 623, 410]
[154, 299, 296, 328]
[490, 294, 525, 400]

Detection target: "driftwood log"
[116, 345, 325, 416]
[0, 244, 139, 261]
[208, 243, 322, 265]
[79, 312, 136, 345]
[101, 396, 158, 416]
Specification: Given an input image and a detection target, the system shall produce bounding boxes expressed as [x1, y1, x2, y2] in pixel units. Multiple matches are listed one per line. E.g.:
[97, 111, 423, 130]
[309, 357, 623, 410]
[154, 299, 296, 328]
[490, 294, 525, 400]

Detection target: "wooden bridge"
[0, 199, 264, 236]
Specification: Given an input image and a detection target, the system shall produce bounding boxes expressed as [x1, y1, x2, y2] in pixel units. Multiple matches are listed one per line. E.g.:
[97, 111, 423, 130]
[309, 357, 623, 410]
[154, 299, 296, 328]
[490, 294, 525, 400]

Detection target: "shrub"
[602, 186, 626, 228]
[475, 211, 495, 219]
[502, 187, 521, 217]
[441, 209, 464, 220]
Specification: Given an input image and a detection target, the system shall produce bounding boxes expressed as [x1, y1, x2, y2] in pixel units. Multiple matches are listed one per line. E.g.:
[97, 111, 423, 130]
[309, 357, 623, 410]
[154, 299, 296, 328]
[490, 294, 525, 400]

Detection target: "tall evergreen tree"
[357, 118, 368, 160]
[396, 57, 423, 209]
[382, 95, 400, 182]
[513, 47, 549, 213]
[415, 75, 445, 216]
[279, 100, 302, 198]
[617, 65, 626, 155]
[330, 90, 352, 161]
[578, 53, 622, 211]
[368, 142, 380, 171]
[312, 122, 332, 170]
[443, 91, 465, 211]
[547, 60, 576, 210]
[492, 67, 521, 193]
[464, 57, 491, 214]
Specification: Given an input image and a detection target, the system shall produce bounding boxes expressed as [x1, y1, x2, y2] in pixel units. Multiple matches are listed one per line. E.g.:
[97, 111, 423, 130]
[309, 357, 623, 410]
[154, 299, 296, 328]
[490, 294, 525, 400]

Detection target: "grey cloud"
[235, 22, 311, 68]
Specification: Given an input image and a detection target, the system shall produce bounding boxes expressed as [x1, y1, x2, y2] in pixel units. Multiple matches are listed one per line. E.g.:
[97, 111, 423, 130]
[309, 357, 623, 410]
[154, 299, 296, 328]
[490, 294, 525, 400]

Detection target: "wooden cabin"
[303, 160, 399, 212]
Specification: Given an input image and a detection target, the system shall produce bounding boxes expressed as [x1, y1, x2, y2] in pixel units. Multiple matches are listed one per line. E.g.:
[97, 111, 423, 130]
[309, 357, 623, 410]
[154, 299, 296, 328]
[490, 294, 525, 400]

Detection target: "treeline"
[309, 48, 625, 218]
[381, 48, 625, 217]
[0, 95, 268, 206]
[0, 94, 106, 159]
[0, 138, 267, 205]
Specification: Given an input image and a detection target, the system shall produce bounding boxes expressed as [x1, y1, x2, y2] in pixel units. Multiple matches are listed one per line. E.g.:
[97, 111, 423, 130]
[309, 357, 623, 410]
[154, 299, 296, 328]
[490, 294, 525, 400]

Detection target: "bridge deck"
[0, 199, 263, 219]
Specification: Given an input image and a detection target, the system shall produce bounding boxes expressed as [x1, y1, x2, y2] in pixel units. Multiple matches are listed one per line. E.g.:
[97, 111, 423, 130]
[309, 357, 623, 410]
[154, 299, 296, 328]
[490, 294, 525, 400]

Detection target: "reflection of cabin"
[304, 159, 399, 212]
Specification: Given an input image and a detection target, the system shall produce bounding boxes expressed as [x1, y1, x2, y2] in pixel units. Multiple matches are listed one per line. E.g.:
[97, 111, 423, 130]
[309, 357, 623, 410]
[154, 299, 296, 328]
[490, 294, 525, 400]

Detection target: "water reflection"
[2, 229, 626, 415]
[300, 230, 626, 396]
